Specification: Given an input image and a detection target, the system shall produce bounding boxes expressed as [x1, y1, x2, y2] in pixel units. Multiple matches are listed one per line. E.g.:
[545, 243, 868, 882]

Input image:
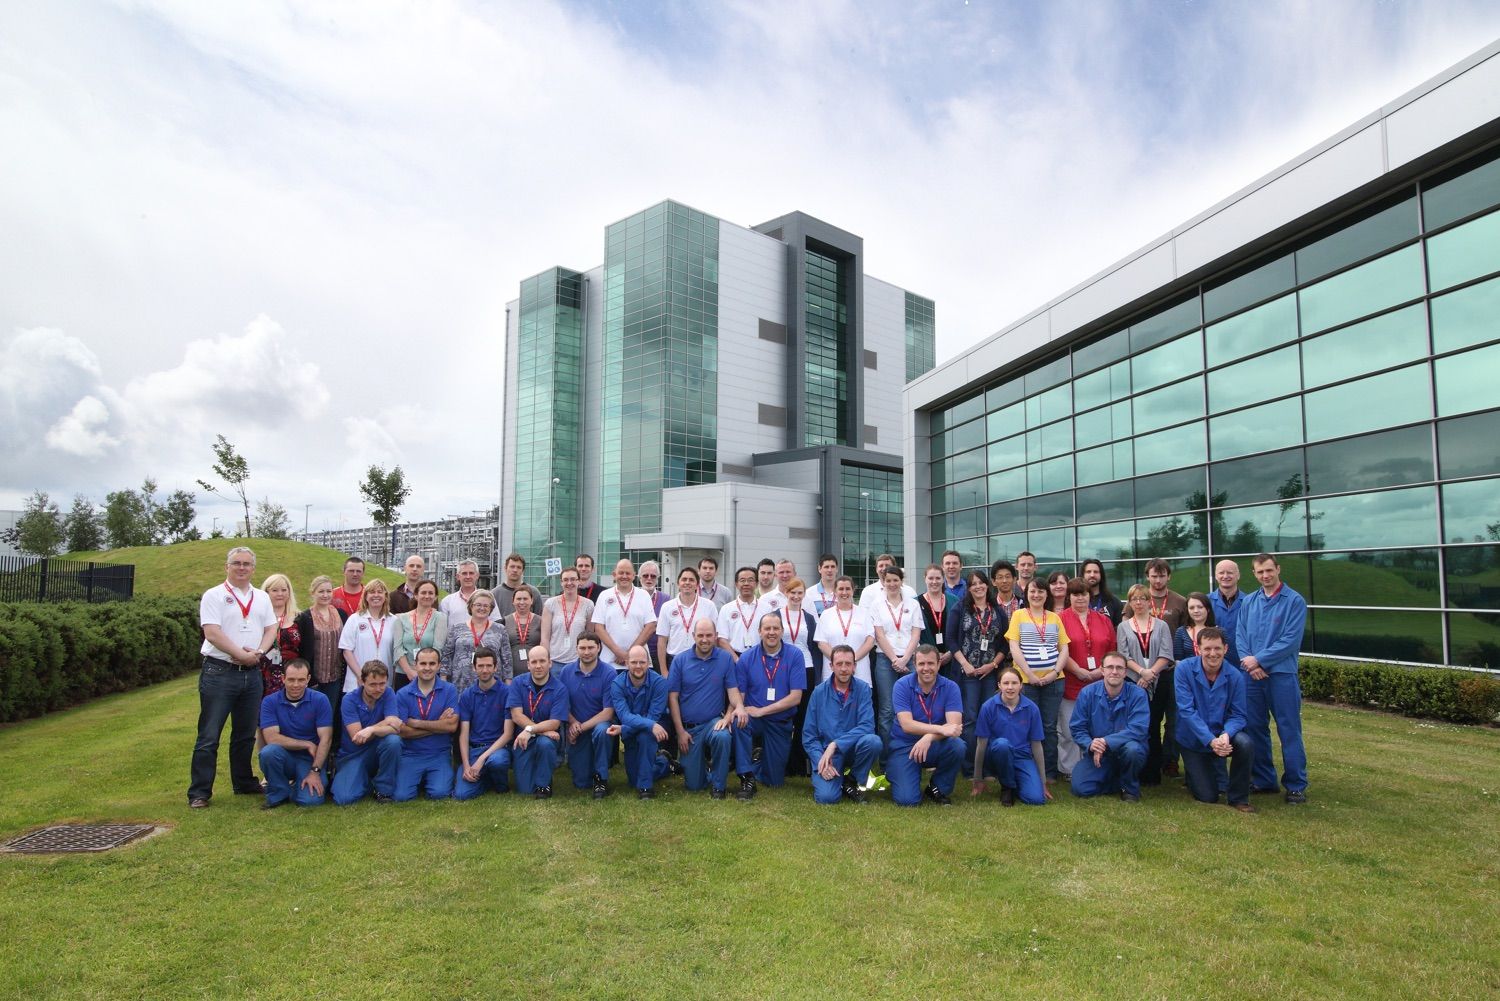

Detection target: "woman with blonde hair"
[1116, 581, 1176, 786]
[339, 578, 396, 694]
[259, 573, 301, 699]
[296, 574, 350, 755]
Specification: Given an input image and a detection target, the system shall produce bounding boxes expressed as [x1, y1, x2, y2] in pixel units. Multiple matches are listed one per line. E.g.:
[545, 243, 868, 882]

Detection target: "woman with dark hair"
[393, 579, 447, 691]
[1046, 571, 1070, 614]
[952, 570, 1007, 778]
[1058, 578, 1115, 778]
[970, 665, 1051, 806]
[1174, 592, 1218, 663]
[1004, 577, 1072, 782]
[1080, 558, 1124, 625]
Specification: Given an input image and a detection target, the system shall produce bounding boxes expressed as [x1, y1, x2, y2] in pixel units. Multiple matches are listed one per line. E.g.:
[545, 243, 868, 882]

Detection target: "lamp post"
[860, 490, 871, 584]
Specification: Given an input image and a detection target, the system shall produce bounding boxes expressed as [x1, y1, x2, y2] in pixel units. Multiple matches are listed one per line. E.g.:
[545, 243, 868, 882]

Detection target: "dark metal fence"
[0, 556, 135, 603]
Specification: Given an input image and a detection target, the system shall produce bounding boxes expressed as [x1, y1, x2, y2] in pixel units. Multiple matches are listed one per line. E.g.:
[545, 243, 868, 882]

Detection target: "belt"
[204, 655, 257, 672]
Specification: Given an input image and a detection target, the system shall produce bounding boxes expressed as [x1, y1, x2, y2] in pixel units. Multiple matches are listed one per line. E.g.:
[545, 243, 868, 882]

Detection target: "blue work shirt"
[1235, 584, 1307, 675]
[458, 680, 510, 748]
[1068, 679, 1150, 750]
[560, 659, 618, 722]
[259, 688, 332, 745]
[943, 578, 968, 603]
[1174, 656, 1248, 754]
[1209, 588, 1245, 665]
[734, 643, 807, 723]
[612, 670, 669, 735]
[668, 645, 739, 726]
[801, 677, 875, 760]
[395, 679, 459, 757]
[975, 693, 1043, 749]
[508, 673, 568, 726]
[888, 673, 961, 752]
[338, 688, 398, 759]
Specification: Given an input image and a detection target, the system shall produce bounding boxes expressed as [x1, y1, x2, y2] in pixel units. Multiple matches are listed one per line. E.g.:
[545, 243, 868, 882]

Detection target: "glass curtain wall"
[926, 143, 1500, 667]
[805, 248, 850, 446]
[514, 267, 584, 590]
[598, 202, 720, 569]
[906, 292, 937, 382]
[841, 465, 903, 586]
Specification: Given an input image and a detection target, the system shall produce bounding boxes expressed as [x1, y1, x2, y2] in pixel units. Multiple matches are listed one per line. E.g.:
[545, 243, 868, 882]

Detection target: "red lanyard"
[526, 684, 546, 718]
[470, 620, 489, 649]
[368, 615, 386, 650]
[515, 613, 533, 646]
[885, 599, 906, 634]
[761, 650, 782, 687]
[924, 593, 944, 626]
[1150, 594, 1168, 619]
[1134, 624, 1153, 658]
[1020, 609, 1046, 639]
[561, 596, 581, 634]
[977, 606, 994, 636]
[224, 583, 253, 619]
[915, 684, 938, 721]
[415, 686, 437, 719]
[782, 608, 802, 644]
[735, 600, 756, 631]
[411, 610, 432, 645]
[1189, 625, 1201, 657]
[616, 588, 636, 619]
[836, 606, 855, 637]
[676, 598, 700, 636]
[833, 682, 851, 708]
[1078, 613, 1096, 660]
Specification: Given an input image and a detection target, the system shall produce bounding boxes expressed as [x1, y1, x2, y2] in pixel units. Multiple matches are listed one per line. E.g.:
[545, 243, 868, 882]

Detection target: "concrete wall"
[715, 220, 789, 477]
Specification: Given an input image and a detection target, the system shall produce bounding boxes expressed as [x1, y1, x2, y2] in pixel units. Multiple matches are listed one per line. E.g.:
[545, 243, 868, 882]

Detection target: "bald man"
[593, 559, 657, 668]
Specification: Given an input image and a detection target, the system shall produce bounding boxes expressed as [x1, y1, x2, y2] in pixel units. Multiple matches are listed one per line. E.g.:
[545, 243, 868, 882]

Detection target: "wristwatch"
[524, 724, 534, 734]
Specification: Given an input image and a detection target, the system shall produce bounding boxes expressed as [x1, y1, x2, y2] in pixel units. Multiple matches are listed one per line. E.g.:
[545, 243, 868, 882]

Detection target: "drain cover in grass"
[2, 824, 159, 854]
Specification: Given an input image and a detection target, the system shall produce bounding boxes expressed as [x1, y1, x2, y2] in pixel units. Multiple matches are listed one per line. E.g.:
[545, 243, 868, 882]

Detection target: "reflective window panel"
[1310, 549, 1440, 608]
[1307, 608, 1442, 663]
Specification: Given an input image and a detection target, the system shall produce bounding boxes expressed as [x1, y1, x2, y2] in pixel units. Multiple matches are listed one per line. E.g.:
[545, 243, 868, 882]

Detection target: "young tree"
[197, 435, 253, 538]
[15, 490, 65, 557]
[254, 498, 291, 540]
[103, 489, 153, 549]
[156, 489, 201, 543]
[139, 478, 163, 544]
[358, 464, 410, 564]
[63, 494, 105, 553]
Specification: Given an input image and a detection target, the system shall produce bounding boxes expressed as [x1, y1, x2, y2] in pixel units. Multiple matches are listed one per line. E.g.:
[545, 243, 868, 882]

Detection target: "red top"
[331, 586, 364, 617]
[1059, 608, 1117, 700]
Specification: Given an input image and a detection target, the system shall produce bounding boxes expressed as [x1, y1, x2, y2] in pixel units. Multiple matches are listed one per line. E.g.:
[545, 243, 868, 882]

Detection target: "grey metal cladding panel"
[1175, 122, 1385, 277]
[716, 220, 787, 470]
[758, 403, 788, 428]
[753, 458, 819, 491]
[1048, 241, 1176, 339]
[758, 318, 788, 344]
[1387, 52, 1500, 169]
[789, 527, 820, 540]
[720, 462, 753, 477]
[860, 276, 907, 452]
[581, 266, 605, 548]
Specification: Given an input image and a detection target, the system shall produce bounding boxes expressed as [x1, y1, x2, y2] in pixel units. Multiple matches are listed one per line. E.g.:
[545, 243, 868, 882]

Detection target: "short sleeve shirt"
[592, 587, 656, 665]
[199, 582, 277, 658]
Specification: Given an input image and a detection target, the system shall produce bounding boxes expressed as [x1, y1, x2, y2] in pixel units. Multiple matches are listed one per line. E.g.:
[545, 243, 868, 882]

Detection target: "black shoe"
[924, 784, 952, 806]
[846, 787, 869, 804]
[751, 746, 762, 764]
[1251, 785, 1280, 796]
[1000, 787, 1016, 807]
[1285, 790, 1307, 805]
[841, 778, 858, 799]
[710, 787, 727, 800]
[665, 757, 685, 777]
[637, 787, 655, 800]
[1120, 791, 1140, 803]
[260, 799, 285, 811]
[533, 785, 552, 800]
[188, 797, 210, 809]
[592, 776, 610, 800]
[234, 779, 268, 795]
[1162, 761, 1180, 778]
[736, 775, 757, 801]
[374, 793, 394, 804]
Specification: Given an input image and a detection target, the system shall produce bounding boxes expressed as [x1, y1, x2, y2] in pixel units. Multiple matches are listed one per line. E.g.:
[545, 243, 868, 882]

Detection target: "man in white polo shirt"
[657, 567, 718, 672]
[593, 558, 657, 667]
[188, 545, 279, 808]
[859, 554, 915, 611]
[440, 559, 495, 623]
[717, 566, 766, 656]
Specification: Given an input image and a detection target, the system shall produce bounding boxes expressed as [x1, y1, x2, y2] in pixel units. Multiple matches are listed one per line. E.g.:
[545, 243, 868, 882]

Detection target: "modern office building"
[904, 42, 1500, 668]
[502, 202, 935, 591]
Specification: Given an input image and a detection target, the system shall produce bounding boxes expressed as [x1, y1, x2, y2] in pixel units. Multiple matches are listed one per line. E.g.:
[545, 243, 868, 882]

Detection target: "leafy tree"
[197, 435, 253, 538]
[103, 489, 153, 549]
[15, 490, 64, 556]
[139, 478, 163, 544]
[63, 494, 105, 553]
[358, 465, 410, 564]
[254, 498, 291, 540]
[156, 489, 201, 543]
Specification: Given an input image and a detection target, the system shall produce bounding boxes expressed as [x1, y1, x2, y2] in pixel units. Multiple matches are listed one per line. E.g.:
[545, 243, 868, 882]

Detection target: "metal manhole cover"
[3, 824, 158, 854]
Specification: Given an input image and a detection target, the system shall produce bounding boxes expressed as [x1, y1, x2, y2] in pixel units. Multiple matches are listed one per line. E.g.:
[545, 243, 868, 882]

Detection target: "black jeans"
[1142, 668, 1177, 782]
[1182, 732, 1253, 806]
[188, 658, 264, 801]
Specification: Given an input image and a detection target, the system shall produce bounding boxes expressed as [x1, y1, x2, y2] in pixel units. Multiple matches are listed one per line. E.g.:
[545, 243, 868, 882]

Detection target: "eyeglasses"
[228, 561, 255, 568]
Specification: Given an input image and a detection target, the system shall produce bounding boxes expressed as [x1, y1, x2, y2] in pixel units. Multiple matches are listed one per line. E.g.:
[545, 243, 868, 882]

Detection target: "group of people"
[186, 544, 1308, 813]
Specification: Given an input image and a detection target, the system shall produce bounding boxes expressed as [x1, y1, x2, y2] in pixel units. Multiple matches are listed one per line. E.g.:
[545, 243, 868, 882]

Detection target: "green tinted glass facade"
[514, 267, 584, 588]
[842, 465, 903, 585]
[598, 202, 720, 567]
[805, 249, 849, 446]
[905, 291, 936, 382]
[925, 143, 1500, 667]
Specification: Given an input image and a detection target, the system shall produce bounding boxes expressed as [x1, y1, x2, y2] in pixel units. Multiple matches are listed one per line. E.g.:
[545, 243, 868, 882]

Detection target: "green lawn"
[67, 538, 408, 599]
[1, 679, 1496, 999]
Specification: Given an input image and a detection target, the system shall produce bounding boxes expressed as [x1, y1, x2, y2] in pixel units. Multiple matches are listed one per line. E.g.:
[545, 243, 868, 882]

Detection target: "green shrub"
[0, 597, 200, 722]
[1300, 656, 1500, 725]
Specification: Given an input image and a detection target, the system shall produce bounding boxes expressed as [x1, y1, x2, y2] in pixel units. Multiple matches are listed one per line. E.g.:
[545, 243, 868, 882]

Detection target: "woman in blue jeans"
[952, 571, 1007, 778]
[1005, 577, 1073, 782]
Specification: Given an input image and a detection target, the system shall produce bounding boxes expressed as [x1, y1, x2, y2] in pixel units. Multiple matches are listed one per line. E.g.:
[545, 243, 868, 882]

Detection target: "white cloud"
[45, 395, 119, 457]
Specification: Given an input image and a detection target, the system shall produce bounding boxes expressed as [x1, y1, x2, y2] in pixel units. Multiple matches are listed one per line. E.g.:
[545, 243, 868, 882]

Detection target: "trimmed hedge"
[1300, 656, 1500, 725]
[0, 597, 200, 723]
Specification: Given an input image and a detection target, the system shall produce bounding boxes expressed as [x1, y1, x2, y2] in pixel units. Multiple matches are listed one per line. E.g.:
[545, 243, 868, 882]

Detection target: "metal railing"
[0, 556, 135, 603]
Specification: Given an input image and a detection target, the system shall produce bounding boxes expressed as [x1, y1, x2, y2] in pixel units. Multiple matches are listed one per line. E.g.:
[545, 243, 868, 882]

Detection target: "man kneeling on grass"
[1068, 651, 1149, 803]
[258, 659, 332, 809]
[394, 647, 459, 801]
[454, 648, 514, 800]
[1174, 627, 1256, 814]
[887, 644, 964, 806]
[510, 645, 568, 799]
[331, 660, 404, 805]
[609, 644, 674, 799]
[801, 644, 882, 804]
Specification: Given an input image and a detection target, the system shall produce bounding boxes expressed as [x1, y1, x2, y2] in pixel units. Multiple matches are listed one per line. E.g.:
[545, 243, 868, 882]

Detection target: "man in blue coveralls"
[258, 658, 332, 808]
[1237, 553, 1309, 803]
[1210, 560, 1245, 666]
[331, 659, 404, 805]
[609, 644, 674, 799]
[1068, 651, 1150, 802]
[668, 618, 743, 800]
[802, 644, 882, 804]
[454, 648, 514, 799]
[394, 646, 459, 801]
[731, 612, 806, 800]
[887, 644, 964, 806]
[1175, 627, 1255, 813]
[562, 631, 617, 798]
[510, 645, 569, 798]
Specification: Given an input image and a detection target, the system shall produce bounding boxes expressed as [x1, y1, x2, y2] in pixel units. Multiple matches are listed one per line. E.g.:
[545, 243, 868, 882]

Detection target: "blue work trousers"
[810, 734, 883, 804]
[513, 735, 561, 793]
[1245, 671, 1308, 793]
[621, 731, 672, 792]
[982, 737, 1047, 805]
[680, 720, 732, 793]
[566, 727, 614, 789]
[1182, 732, 1254, 806]
[395, 750, 455, 801]
[454, 746, 513, 799]
[887, 736, 963, 806]
[259, 745, 325, 807]
[331, 734, 402, 804]
[733, 716, 794, 785]
[1069, 739, 1147, 799]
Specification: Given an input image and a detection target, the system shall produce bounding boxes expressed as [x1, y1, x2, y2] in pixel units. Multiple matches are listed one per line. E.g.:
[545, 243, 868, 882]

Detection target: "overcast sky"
[3, 0, 1498, 533]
